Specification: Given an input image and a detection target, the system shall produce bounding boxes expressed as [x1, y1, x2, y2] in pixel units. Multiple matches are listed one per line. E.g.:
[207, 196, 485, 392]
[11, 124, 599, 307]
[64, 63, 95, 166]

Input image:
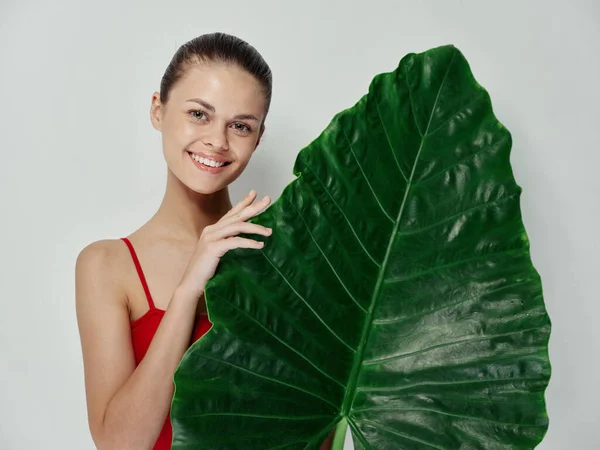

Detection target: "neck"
[151, 167, 233, 243]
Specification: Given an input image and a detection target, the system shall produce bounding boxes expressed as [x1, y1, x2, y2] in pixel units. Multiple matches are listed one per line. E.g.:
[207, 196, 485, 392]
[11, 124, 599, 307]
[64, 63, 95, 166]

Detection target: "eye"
[189, 109, 208, 121]
[232, 123, 252, 134]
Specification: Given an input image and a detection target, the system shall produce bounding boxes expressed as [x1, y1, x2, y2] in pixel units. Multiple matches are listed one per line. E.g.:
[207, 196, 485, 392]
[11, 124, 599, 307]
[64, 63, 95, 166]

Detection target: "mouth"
[186, 151, 232, 174]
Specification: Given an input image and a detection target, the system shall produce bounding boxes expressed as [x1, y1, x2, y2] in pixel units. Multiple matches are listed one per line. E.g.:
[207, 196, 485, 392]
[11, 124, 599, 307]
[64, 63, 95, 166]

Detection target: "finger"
[243, 195, 272, 219]
[210, 237, 265, 257]
[224, 189, 256, 217]
[253, 194, 271, 211]
[221, 195, 271, 226]
[211, 221, 272, 241]
[222, 190, 257, 219]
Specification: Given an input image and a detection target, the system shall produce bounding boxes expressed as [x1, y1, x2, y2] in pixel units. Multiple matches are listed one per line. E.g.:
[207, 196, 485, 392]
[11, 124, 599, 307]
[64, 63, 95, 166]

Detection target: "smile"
[187, 151, 231, 174]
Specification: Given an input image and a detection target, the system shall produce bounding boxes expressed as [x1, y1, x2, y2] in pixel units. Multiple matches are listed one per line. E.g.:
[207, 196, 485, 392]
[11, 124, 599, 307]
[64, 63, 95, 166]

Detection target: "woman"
[75, 33, 334, 449]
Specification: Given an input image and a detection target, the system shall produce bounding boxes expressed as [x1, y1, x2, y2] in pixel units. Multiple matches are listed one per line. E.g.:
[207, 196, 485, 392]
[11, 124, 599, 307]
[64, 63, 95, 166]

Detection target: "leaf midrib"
[341, 50, 458, 421]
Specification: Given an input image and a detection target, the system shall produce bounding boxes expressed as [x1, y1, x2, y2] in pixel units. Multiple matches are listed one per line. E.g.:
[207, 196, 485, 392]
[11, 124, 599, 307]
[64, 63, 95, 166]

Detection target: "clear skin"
[75, 61, 334, 449]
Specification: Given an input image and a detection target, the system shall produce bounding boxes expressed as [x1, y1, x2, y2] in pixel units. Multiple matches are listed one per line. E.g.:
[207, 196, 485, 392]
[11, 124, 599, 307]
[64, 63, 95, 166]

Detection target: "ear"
[150, 91, 163, 131]
[253, 124, 265, 152]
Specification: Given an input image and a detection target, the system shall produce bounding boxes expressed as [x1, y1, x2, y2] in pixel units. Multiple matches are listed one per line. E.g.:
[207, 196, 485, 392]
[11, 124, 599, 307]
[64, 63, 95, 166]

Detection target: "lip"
[187, 151, 230, 174]
[186, 150, 231, 163]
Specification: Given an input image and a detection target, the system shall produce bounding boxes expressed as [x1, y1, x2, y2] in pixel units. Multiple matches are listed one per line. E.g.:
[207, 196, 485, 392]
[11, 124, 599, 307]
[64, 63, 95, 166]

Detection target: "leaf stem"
[331, 417, 348, 450]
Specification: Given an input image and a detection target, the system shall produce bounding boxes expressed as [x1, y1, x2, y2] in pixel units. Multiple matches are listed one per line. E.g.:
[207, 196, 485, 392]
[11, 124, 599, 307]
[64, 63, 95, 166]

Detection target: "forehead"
[170, 62, 266, 116]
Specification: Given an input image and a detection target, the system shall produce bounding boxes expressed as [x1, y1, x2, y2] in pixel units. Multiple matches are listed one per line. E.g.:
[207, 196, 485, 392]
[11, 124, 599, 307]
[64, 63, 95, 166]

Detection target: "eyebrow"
[186, 98, 260, 122]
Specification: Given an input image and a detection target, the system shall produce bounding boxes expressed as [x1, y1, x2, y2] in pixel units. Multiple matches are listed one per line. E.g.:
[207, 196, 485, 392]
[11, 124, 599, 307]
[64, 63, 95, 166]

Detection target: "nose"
[202, 122, 229, 151]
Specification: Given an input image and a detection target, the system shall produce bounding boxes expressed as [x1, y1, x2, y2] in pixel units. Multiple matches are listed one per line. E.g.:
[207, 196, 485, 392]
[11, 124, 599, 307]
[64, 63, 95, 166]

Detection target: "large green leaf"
[171, 44, 551, 449]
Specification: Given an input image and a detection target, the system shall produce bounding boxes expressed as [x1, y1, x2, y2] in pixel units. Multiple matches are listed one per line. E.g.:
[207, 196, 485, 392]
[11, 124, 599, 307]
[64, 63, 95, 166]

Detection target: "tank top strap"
[120, 237, 156, 310]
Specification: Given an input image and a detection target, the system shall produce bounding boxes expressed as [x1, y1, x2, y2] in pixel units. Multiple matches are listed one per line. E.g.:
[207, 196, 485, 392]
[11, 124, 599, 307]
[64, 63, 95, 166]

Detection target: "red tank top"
[121, 237, 212, 450]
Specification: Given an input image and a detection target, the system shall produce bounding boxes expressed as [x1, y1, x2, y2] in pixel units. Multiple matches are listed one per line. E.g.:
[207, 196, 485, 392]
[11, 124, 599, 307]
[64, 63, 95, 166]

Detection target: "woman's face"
[151, 62, 266, 194]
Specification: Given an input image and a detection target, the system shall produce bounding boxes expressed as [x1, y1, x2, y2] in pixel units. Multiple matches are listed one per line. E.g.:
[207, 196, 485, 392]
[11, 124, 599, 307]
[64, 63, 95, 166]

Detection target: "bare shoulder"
[76, 238, 126, 266]
[75, 238, 129, 310]
[75, 238, 138, 440]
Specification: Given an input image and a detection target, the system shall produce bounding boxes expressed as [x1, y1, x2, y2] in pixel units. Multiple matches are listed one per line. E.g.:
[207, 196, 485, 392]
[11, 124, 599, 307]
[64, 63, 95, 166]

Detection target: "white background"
[1, 0, 598, 448]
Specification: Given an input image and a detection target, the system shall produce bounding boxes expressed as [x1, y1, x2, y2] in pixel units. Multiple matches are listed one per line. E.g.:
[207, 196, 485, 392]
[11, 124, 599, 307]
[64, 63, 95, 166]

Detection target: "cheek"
[231, 134, 259, 154]
[164, 121, 197, 148]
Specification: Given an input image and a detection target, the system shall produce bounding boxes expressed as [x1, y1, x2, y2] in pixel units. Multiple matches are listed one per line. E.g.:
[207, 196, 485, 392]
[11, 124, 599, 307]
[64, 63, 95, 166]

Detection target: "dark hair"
[159, 32, 272, 125]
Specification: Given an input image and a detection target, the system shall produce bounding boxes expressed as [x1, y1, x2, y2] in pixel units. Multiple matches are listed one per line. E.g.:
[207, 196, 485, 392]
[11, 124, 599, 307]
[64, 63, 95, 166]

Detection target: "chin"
[185, 170, 243, 196]
[184, 176, 229, 195]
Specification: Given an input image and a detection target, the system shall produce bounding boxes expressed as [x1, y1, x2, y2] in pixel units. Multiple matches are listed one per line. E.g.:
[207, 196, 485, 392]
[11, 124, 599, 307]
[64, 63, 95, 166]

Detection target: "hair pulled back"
[159, 32, 272, 121]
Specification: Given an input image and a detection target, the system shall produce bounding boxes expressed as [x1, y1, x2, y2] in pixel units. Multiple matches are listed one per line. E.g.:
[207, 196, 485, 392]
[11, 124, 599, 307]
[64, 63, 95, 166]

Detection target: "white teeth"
[189, 152, 227, 168]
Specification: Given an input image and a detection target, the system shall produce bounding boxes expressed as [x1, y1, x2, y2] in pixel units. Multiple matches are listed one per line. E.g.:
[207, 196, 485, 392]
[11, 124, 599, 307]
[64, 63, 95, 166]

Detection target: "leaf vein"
[403, 63, 424, 137]
[395, 192, 520, 237]
[373, 278, 534, 325]
[191, 353, 336, 407]
[352, 406, 543, 428]
[424, 92, 487, 138]
[356, 418, 446, 449]
[362, 325, 550, 366]
[356, 375, 548, 394]
[259, 249, 358, 353]
[287, 197, 368, 314]
[222, 297, 347, 393]
[340, 122, 395, 223]
[303, 162, 381, 267]
[180, 412, 332, 421]
[347, 417, 374, 449]
[384, 247, 528, 285]
[411, 132, 509, 191]
[373, 94, 410, 182]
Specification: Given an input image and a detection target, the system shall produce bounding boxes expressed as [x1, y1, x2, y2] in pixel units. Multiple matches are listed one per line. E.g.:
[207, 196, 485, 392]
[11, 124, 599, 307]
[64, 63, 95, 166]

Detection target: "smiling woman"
[75, 32, 334, 450]
[154, 45, 269, 194]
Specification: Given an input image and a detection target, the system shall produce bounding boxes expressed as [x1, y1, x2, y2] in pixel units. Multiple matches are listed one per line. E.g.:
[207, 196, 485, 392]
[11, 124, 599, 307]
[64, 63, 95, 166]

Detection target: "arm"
[75, 240, 199, 450]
